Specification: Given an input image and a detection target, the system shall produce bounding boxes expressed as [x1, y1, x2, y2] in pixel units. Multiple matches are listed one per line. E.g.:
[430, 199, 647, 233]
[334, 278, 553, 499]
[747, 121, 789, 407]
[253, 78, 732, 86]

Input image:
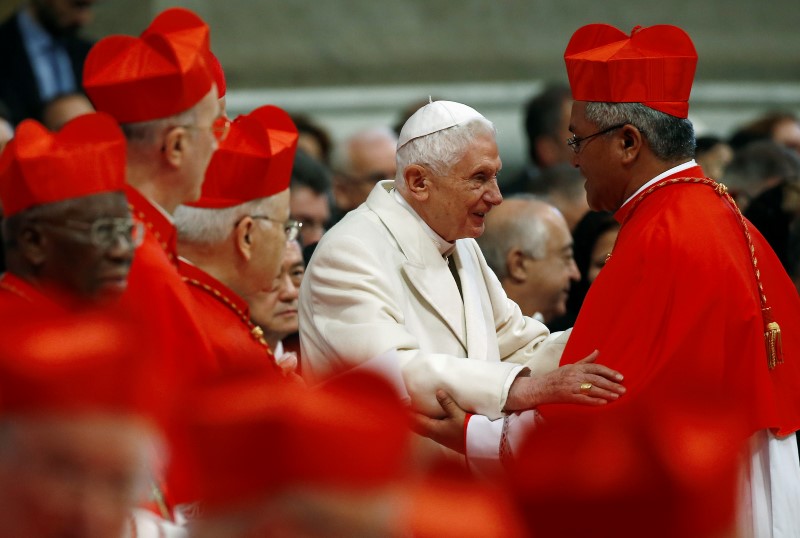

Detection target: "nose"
[106, 233, 135, 262]
[484, 178, 503, 206]
[278, 275, 300, 301]
[568, 257, 580, 281]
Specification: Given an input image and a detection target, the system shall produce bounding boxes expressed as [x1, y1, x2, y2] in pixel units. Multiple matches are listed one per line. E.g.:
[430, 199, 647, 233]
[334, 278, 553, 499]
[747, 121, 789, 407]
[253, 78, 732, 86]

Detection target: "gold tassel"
[765, 321, 784, 370]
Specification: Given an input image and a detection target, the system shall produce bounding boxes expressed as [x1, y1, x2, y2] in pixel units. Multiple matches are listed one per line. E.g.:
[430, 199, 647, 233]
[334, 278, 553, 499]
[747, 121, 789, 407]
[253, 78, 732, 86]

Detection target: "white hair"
[330, 126, 398, 175]
[174, 196, 282, 246]
[395, 118, 495, 179]
[120, 106, 198, 147]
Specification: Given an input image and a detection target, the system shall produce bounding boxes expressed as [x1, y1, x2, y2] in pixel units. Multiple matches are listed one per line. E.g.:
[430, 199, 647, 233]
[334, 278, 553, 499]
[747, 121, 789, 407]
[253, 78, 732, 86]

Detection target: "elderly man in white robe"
[299, 100, 626, 467]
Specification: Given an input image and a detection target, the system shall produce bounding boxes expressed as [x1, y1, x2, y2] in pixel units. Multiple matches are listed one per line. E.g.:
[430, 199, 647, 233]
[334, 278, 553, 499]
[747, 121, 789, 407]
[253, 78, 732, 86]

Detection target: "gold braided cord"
[183, 277, 272, 351]
[129, 202, 176, 264]
[619, 177, 783, 369]
[622, 177, 768, 307]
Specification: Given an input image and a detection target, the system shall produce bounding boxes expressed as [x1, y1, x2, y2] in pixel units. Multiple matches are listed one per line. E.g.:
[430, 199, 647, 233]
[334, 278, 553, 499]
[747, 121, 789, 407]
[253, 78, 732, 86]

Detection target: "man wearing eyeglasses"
[80, 9, 229, 528]
[174, 105, 300, 375]
[0, 112, 139, 310]
[81, 8, 227, 384]
[542, 23, 800, 536]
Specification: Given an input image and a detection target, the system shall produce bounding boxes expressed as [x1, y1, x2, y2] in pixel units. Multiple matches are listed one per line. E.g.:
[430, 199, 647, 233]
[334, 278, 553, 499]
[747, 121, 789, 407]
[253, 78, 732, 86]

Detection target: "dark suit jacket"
[0, 11, 94, 125]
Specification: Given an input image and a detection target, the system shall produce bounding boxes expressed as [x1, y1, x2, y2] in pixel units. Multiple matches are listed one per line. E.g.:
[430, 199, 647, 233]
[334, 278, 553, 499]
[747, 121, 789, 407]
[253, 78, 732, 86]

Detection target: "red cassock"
[121, 186, 218, 383]
[178, 259, 280, 375]
[544, 166, 800, 437]
[0, 273, 69, 313]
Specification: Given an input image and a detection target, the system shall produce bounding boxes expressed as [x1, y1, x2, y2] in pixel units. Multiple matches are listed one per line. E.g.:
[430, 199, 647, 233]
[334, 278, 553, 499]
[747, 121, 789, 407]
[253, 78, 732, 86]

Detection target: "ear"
[234, 216, 255, 261]
[162, 126, 188, 168]
[18, 225, 47, 267]
[619, 124, 645, 164]
[506, 247, 529, 282]
[403, 164, 430, 202]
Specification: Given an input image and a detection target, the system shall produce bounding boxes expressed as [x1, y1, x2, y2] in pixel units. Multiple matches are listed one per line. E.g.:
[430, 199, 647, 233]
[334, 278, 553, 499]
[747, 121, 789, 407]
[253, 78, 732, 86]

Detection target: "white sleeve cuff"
[465, 414, 504, 478]
[465, 410, 541, 479]
[498, 364, 527, 413]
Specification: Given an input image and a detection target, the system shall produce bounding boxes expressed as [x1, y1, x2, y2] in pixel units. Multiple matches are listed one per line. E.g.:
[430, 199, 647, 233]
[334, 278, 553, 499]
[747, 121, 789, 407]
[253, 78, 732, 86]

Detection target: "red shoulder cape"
[544, 167, 800, 436]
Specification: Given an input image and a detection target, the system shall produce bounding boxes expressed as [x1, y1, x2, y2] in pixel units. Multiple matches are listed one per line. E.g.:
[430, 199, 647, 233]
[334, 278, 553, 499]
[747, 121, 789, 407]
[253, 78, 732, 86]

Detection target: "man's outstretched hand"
[505, 350, 625, 412]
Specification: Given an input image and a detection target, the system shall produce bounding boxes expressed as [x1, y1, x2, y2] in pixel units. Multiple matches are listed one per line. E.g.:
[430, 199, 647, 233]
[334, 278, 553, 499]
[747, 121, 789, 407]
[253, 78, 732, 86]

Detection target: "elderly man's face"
[244, 190, 292, 296]
[0, 415, 154, 538]
[33, 192, 138, 300]
[568, 101, 628, 212]
[524, 211, 580, 322]
[424, 131, 503, 242]
[245, 240, 304, 346]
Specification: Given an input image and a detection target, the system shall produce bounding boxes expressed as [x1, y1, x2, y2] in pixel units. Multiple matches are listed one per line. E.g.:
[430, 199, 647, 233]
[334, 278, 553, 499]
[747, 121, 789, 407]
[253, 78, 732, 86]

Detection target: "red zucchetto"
[0, 113, 126, 218]
[189, 105, 298, 209]
[206, 52, 226, 99]
[83, 7, 215, 124]
[564, 24, 698, 118]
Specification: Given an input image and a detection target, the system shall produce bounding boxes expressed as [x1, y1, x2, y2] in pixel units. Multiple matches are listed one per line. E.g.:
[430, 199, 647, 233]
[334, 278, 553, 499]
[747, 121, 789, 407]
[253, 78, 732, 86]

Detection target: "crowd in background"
[0, 2, 799, 538]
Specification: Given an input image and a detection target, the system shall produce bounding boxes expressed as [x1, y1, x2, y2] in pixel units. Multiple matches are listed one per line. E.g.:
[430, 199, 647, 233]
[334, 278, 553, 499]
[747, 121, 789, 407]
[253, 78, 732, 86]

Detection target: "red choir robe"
[179, 259, 281, 375]
[543, 166, 800, 437]
[0, 273, 71, 313]
[121, 186, 218, 383]
[121, 186, 228, 520]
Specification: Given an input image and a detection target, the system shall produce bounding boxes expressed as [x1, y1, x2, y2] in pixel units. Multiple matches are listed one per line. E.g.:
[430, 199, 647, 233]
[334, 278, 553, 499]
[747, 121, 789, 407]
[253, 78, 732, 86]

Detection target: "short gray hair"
[395, 118, 496, 178]
[120, 107, 198, 147]
[331, 126, 397, 175]
[584, 102, 695, 162]
[476, 194, 550, 280]
[175, 196, 281, 246]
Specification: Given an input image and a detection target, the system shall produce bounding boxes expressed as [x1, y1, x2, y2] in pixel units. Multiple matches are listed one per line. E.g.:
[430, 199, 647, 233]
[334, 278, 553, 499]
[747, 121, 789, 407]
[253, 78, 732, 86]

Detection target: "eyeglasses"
[566, 122, 630, 154]
[178, 115, 231, 142]
[38, 218, 144, 249]
[249, 216, 302, 242]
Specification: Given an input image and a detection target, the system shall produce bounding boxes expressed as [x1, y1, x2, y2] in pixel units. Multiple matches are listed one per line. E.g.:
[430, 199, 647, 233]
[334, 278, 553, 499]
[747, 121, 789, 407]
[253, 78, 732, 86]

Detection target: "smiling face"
[417, 131, 503, 242]
[568, 101, 629, 212]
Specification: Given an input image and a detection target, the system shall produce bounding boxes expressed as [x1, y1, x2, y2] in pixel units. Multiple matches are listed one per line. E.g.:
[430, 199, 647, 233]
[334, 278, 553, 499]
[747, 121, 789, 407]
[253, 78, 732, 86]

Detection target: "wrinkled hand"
[410, 390, 467, 454]
[505, 350, 625, 411]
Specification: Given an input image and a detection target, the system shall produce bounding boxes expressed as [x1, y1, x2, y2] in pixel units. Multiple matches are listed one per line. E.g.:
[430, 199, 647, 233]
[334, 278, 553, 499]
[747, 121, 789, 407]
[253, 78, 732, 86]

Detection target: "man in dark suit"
[0, 0, 97, 125]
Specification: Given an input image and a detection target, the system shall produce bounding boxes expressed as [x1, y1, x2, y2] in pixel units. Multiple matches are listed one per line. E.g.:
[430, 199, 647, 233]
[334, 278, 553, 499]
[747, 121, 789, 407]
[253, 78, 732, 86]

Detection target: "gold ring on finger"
[580, 382, 592, 393]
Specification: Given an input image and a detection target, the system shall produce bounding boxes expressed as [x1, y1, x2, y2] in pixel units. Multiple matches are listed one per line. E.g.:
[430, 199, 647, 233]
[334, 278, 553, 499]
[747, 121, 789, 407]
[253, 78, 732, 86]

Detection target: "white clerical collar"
[621, 159, 697, 209]
[392, 186, 455, 258]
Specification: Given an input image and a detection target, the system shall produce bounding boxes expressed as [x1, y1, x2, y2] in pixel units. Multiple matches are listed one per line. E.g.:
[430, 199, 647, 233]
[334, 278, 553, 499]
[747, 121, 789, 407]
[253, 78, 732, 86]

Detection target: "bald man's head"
[477, 196, 579, 322]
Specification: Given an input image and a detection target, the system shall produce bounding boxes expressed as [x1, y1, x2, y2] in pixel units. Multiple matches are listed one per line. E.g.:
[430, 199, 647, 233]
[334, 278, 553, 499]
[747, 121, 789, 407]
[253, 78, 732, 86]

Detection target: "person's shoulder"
[320, 204, 387, 244]
[631, 184, 753, 260]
